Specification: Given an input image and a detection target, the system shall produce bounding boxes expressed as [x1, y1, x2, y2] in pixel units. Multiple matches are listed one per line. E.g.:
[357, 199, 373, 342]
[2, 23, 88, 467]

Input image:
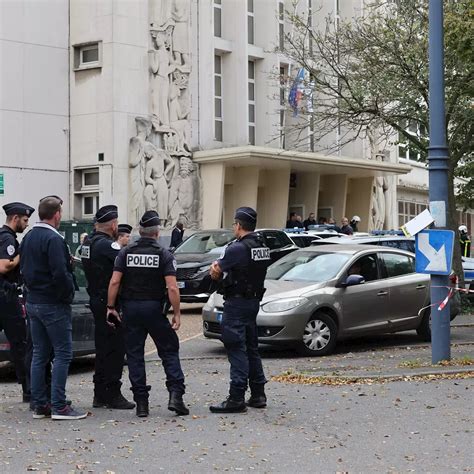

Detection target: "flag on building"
[288, 68, 305, 116]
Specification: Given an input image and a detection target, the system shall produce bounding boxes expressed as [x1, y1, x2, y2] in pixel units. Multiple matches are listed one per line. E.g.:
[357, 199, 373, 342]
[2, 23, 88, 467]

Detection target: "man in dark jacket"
[170, 221, 184, 249]
[20, 196, 87, 420]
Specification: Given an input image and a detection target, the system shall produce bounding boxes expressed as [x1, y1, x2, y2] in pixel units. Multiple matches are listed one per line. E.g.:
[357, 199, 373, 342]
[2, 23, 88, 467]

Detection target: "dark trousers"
[0, 296, 27, 388]
[90, 296, 126, 400]
[221, 297, 267, 398]
[122, 300, 185, 401]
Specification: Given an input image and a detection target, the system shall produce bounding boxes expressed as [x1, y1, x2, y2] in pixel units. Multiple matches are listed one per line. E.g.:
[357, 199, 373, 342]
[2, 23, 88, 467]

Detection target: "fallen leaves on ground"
[271, 371, 474, 386]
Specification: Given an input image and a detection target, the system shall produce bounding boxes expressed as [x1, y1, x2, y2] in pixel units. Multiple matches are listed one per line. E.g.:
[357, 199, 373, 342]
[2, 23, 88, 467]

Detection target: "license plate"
[177, 281, 185, 289]
[216, 311, 223, 323]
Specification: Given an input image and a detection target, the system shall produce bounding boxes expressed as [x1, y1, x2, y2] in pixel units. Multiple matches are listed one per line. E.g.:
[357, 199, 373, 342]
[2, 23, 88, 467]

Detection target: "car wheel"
[416, 307, 431, 342]
[297, 312, 338, 356]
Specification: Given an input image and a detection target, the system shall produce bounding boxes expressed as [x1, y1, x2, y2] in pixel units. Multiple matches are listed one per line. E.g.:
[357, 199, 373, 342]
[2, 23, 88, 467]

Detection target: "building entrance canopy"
[194, 146, 412, 230]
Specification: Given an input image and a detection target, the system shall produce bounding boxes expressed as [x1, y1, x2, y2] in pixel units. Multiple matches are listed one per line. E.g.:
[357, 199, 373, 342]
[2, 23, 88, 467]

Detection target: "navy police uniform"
[0, 202, 34, 399]
[112, 211, 186, 409]
[81, 205, 133, 409]
[210, 207, 271, 413]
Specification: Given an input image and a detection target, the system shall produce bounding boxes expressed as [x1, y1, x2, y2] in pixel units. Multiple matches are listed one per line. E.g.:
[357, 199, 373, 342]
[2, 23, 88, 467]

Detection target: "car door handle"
[416, 285, 426, 290]
[377, 291, 388, 296]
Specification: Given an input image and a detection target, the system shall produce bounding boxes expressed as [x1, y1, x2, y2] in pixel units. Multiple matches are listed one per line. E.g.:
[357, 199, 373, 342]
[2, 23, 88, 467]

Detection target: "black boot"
[93, 393, 108, 408]
[107, 392, 135, 410]
[22, 381, 30, 403]
[210, 396, 247, 414]
[168, 392, 189, 416]
[136, 399, 149, 418]
[247, 384, 267, 408]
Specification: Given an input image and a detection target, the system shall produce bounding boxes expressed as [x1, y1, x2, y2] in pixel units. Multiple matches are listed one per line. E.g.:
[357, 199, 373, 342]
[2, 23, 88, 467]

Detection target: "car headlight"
[261, 297, 308, 313]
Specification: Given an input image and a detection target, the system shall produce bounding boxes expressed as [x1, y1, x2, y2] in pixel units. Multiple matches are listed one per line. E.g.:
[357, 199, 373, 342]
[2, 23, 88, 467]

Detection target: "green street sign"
[0, 173, 4, 196]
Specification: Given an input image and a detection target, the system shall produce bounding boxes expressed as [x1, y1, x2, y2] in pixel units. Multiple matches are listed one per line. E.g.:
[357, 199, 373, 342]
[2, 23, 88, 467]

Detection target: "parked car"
[203, 245, 460, 356]
[175, 229, 298, 303]
[0, 260, 95, 362]
[284, 228, 347, 248]
[311, 234, 417, 253]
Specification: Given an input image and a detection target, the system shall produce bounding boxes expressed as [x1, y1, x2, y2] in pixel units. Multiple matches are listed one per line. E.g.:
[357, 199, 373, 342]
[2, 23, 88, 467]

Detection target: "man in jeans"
[20, 196, 87, 420]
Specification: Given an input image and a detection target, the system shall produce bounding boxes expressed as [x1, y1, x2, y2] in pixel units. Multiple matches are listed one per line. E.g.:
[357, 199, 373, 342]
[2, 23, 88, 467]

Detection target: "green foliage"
[283, 0, 473, 205]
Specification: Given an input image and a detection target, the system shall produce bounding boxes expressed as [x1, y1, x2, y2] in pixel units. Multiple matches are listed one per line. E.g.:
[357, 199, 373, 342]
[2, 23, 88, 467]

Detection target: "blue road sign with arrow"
[415, 229, 454, 276]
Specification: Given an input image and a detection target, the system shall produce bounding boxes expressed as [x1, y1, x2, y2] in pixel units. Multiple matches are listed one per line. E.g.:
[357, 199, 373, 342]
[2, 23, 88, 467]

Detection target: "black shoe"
[136, 399, 149, 418]
[168, 392, 189, 416]
[22, 392, 31, 403]
[106, 393, 135, 410]
[93, 396, 108, 408]
[247, 394, 267, 408]
[209, 397, 247, 414]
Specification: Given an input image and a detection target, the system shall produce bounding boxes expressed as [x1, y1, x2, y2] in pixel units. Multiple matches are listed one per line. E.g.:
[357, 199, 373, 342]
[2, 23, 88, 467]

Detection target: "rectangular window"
[248, 0, 254, 44]
[214, 1, 222, 38]
[279, 65, 287, 148]
[73, 41, 102, 71]
[83, 194, 99, 217]
[83, 170, 99, 187]
[278, 2, 284, 50]
[248, 60, 256, 145]
[214, 55, 223, 141]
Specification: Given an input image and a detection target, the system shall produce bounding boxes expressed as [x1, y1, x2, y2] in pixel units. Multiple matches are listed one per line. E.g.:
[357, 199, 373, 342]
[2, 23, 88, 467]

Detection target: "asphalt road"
[0, 308, 472, 473]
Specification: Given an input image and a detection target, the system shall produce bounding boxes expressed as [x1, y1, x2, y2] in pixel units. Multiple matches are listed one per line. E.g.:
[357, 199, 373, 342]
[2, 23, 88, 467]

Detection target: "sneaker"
[52, 405, 88, 420]
[33, 404, 51, 419]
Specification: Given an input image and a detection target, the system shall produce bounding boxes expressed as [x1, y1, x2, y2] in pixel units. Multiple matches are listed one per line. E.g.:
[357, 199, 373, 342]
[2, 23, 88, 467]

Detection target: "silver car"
[202, 245, 460, 356]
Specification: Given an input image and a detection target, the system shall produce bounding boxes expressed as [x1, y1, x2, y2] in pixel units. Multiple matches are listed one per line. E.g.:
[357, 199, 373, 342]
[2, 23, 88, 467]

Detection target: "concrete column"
[200, 162, 225, 228]
[318, 174, 348, 222]
[345, 177, 373, 232]
[257, 167, 291, 228]
[288, 171, 320, 220]
[232, 166, 260, 209]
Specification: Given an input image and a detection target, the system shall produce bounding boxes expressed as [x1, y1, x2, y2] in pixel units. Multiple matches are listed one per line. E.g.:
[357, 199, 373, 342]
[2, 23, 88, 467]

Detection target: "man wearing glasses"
[20, 196, 87, 420]
[208, 207, 271, 413]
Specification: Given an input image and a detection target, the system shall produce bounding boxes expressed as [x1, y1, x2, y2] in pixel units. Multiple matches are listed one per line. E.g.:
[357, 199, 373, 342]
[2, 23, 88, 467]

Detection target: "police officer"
[459, 225, 471, 258]
[0, 202, 34, 401]
[81, 205, 134, 410]
[209, 207, 271, 413]
[117, 224, 133, 248]
[107, 210, 189, 418]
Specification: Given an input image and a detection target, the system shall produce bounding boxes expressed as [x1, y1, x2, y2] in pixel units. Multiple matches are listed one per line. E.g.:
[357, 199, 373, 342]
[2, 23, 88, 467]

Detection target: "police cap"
[234, 206, 257, 223]
[118, 223, 132, 234]
[95, 205, 118, 223]
[139, 210, 160, 227]
[2, 202, 35, 217]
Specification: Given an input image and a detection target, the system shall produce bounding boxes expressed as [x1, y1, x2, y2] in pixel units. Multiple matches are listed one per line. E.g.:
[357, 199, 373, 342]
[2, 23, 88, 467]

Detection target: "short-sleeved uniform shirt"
[0, 225, 19, 283]
[113, 241, 177, 277]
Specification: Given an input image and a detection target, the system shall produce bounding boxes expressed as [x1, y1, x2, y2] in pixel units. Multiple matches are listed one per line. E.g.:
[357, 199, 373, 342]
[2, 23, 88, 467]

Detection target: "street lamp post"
[428, 0, 451, 363]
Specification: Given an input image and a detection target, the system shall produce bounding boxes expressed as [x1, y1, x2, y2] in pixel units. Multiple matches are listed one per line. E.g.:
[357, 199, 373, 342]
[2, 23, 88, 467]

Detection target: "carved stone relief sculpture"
[128, 0, 201, 229]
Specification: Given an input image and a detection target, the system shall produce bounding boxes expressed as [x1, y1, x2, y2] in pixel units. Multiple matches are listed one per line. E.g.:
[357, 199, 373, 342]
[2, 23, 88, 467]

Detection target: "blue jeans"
[26, 303, 72, 411]
[221, 297, 267, 398]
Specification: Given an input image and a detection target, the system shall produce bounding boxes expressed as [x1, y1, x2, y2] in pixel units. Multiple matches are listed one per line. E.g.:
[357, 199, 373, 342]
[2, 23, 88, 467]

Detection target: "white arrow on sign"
[418, 232, 447, 272]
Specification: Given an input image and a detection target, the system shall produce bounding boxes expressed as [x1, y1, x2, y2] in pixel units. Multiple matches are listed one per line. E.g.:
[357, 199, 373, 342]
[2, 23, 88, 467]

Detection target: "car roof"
[311, 235, 414, 244]
[297, 243, 415, 256]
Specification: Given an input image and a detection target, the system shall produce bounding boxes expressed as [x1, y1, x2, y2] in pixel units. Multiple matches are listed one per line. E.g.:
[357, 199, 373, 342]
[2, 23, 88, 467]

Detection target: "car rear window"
[263, 231, 294, 250]
[174, 231, 235, 254]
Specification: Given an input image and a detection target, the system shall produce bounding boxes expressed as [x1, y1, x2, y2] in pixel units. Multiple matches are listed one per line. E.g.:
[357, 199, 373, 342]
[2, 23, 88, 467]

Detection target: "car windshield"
[267, 251, 351, 282]
[174, 231, 235, 254]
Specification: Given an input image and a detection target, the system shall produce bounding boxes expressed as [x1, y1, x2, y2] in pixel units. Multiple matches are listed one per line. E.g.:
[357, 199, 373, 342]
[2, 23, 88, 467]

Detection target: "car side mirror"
[342, 274, 365, 287]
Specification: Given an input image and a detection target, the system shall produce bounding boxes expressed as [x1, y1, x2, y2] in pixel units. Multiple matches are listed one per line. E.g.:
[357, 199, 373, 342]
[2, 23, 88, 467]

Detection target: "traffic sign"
[415, 229, 454, 275]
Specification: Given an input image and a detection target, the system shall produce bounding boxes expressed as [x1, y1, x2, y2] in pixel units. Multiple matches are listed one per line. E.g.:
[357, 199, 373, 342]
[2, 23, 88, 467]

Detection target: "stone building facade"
[1, 0, 472, 235]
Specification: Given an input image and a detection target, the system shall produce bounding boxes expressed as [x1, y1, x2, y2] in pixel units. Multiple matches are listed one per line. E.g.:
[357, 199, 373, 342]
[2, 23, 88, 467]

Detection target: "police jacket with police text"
[217, 232, 271, 300]
[113, 237, 177, 300]
[81, 231, 120, 297]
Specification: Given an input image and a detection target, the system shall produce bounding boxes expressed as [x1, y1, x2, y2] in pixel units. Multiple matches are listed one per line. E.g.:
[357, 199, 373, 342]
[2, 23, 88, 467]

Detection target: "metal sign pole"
[428, 0, 451, 363]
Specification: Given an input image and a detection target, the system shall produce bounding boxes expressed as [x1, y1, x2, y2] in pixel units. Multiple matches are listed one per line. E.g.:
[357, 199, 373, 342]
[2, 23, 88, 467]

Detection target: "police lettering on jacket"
[126, 254, 160, 268]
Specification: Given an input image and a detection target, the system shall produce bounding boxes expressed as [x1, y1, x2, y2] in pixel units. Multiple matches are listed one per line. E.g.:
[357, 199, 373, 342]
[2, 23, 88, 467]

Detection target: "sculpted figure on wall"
[370, 154, 389, 230]
[127, 1, 200, 229]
